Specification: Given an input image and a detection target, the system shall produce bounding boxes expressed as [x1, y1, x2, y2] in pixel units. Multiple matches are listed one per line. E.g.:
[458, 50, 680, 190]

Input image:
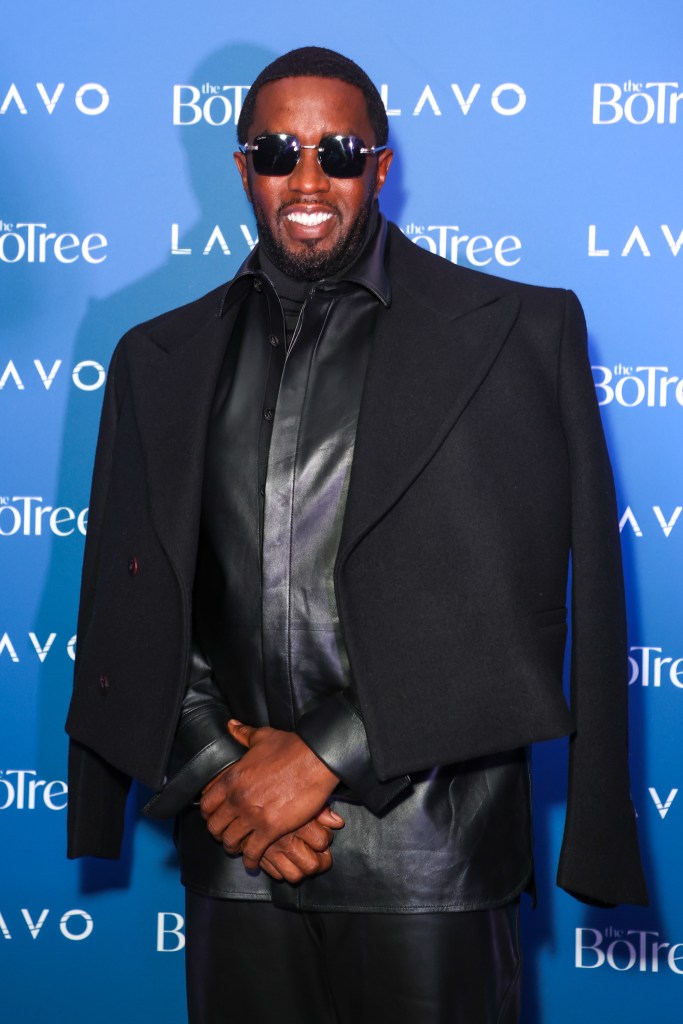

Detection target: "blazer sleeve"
[67, 339, 132, 859]
[555, 290, 647, 906]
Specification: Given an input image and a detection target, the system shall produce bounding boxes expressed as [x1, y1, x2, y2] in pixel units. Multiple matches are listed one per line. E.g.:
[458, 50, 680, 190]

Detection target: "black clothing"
[66, 219, 647, 908]
[184, 890, 522, 1024]
[165, 216, 532, 911]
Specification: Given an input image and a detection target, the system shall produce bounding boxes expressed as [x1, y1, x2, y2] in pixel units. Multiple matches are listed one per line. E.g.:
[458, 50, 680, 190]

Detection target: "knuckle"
[310, 832, 330, 852]
[242, 839, 259, 861]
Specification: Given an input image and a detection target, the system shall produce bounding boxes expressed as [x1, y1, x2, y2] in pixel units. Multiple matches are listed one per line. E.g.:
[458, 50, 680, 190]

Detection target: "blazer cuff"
[296, 692, 411, 815]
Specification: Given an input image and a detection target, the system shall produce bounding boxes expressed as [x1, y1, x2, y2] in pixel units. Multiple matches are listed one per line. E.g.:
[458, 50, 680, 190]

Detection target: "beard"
[253, 192, 374, 282]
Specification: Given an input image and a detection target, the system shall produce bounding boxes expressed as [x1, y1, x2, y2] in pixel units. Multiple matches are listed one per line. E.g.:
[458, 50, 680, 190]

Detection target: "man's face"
[234, 76, 393, 280]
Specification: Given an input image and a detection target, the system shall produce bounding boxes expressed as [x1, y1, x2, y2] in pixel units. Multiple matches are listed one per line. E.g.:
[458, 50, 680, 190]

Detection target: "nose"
[288, 145, 331, 194]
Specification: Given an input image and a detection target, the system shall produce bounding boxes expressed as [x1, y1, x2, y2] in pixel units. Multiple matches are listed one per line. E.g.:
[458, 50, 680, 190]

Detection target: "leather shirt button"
[259, 485, 265, 497]
[253, 278, 263, 292]
[127, 556, 138, 577]
[263, 408, 274, 421]
[269, 334, 280, 347]
[99, 675, 109, 694]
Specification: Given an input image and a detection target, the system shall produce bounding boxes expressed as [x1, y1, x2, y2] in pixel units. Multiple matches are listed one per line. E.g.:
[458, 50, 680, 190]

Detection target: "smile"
[284, 211, 334, 226]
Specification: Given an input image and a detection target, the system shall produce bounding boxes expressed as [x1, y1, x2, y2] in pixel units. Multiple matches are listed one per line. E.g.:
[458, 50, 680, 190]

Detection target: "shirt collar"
[219, 209, 391, 317]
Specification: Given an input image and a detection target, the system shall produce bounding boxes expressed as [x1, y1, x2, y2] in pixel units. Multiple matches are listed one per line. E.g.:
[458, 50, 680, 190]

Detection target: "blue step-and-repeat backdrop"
[2, 2, 681, 1020]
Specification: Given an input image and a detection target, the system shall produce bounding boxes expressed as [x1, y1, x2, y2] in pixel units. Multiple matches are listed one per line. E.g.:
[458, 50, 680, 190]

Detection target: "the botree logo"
[0, 770, 68, 811]
[593, 81, 683, 124]
[576, 926, 683, 973]
[0, 222, 107, 263]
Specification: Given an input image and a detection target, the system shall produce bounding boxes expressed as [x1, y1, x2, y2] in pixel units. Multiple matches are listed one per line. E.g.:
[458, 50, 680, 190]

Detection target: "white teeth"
[285, 211, 333, 226]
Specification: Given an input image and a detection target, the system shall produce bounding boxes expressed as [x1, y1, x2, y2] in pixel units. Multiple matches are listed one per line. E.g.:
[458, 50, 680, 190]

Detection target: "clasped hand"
[200, 720, 344, 884]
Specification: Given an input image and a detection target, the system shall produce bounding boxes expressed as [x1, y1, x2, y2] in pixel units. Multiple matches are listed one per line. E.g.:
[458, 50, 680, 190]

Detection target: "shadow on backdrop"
[36, 40, 276, 892]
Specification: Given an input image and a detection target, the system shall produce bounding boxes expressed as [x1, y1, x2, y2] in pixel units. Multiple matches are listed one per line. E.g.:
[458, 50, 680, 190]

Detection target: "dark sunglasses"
[239, 133, 387, 179]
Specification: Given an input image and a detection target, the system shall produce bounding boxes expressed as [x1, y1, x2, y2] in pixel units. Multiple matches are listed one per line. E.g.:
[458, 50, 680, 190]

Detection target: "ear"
[373, 147, 393, 196]
[233, 150, 252, 202]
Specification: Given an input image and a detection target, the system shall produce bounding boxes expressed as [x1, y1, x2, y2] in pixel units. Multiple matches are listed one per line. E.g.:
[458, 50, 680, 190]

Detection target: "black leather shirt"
[151, 215, 533, 912]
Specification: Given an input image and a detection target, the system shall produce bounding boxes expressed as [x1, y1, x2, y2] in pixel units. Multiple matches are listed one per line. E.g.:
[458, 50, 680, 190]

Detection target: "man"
[66, 46, 647, 1024]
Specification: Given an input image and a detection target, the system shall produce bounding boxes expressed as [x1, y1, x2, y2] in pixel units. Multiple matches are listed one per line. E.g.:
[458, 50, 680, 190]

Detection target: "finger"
[226, 719, 255, 747]
[204, 804, 238, 840]
[294, 820, 333, 853]
[258, 855, 284, 881]
[270, 834, 325, 875]
[259, 842, 333, 882]
[200, 780, 231, 817]
[259, 840, 321, 883]
[239, 831, 277, 866]
[220, 819, 253, 855]
[263, 853, 304, 885]
[274, 846, 332, 879]
[316, 807, 345, 829]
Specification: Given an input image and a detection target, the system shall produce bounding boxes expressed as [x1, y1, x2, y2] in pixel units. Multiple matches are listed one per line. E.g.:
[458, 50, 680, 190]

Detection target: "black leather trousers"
[185, 891, 521, 1024]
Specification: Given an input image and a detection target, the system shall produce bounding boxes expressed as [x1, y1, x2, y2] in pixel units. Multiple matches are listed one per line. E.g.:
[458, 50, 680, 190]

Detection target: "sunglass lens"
[252, 135, 299, 176]
[320, 136, 365, 178]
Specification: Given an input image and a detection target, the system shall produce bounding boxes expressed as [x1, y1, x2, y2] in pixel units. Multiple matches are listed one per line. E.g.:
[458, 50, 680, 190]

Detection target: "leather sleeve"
[555, 290, 648, 906]
[142, 644, 245, 819]
[296, 691, 411, 815]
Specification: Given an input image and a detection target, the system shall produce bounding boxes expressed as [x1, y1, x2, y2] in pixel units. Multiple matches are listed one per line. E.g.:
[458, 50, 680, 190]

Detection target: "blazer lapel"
[127, 306, 240, 587]
[338, 287, 520, 563]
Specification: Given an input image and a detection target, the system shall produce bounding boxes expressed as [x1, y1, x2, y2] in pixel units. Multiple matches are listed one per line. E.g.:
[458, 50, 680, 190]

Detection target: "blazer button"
[269, 333, 280, 347]
[253, 278, 263, 292]
[128, 556, 138, 577]
[99, 675, 110, 694]
[263, 408, 274, 421]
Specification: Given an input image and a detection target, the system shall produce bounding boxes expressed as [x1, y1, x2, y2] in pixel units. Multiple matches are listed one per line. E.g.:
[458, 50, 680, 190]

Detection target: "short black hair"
[237, 46, 388, 147]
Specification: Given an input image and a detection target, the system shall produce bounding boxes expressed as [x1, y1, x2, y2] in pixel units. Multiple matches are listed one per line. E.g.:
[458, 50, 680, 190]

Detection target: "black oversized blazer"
[66, 222, 647, 906]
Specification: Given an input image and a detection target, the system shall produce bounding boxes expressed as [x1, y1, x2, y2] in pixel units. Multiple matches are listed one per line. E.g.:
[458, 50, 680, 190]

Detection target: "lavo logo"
[0, 359, 106, 392]
[0, 221, 107, 263]
[576, 926, 683, 973]
[593, 81, 683, 125]
[0, 497, 88, 537]
[588, 224, 683, 258]
[0, 632, 76, 664]
[171, 222, 257, 257]
[157, 912, 185, 952]
[0, 770, 67, 811]
[0, 909, 93, 941]
[593, 365, 683, 407]
[379, 82, 527, 118]
[0, 82, 109, 116]
[619, 506, 683, 539]
[404, 223, 521, 267]
[648, 787, 678, 820]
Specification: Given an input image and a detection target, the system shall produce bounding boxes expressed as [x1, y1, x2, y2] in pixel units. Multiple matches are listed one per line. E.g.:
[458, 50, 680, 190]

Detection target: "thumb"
[316, 806, 345, 830]
[227, 719, 255, 747]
